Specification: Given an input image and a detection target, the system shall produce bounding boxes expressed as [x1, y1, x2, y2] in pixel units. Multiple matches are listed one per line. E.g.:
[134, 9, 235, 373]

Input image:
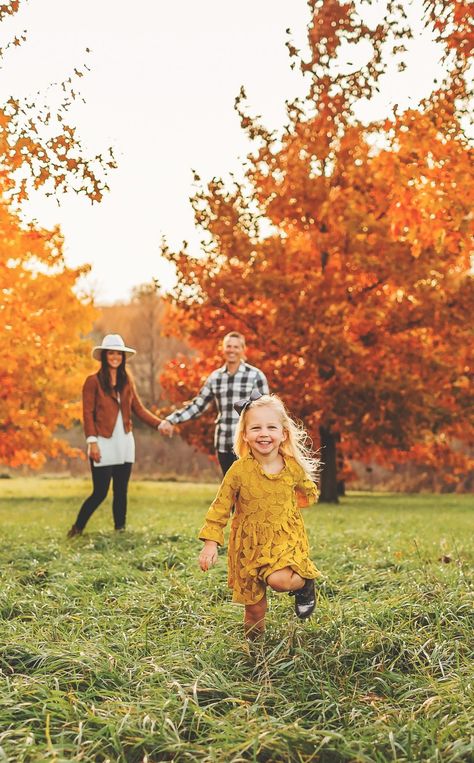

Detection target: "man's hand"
[158, 420, 174, 438]
[199, 541, 218, 571]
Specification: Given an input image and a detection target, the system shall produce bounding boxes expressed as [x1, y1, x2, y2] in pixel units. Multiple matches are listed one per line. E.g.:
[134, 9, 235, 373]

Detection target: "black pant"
[75, 461, 133, 531]
[217, 451, 238, 475]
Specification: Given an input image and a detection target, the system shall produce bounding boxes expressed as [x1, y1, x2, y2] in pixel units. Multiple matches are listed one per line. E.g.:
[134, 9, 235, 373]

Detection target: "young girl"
[198, 393, 319, 638]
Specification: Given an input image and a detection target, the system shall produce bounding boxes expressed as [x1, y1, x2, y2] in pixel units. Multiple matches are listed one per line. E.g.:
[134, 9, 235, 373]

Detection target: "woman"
[67, 334, 162, 536]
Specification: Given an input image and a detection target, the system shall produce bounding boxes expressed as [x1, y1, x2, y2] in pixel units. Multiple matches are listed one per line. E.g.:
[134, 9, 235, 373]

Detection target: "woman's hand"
[199, 541, 218, 571]
[87, 442, 101, 463]
[158, 420, 174, 437]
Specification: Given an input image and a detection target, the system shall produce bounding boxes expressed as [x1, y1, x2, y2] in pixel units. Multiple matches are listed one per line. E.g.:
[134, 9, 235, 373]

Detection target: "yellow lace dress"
[198, 453, 319, 605]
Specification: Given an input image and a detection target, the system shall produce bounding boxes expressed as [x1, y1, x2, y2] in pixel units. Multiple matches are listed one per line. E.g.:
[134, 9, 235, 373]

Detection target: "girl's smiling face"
[243, 405, 287, 458]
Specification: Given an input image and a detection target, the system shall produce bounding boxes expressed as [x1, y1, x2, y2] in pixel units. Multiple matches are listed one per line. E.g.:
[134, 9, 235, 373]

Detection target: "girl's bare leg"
[244, 593, 267, 639]
[266, 567, 305, 593]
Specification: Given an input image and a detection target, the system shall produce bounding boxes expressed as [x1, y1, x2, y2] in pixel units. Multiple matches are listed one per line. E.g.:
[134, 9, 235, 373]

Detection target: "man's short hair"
[223, 331, 246, 348]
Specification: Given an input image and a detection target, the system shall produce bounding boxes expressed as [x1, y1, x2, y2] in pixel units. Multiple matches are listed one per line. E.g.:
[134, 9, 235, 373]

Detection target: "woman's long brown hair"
[97, 351, 129, 394]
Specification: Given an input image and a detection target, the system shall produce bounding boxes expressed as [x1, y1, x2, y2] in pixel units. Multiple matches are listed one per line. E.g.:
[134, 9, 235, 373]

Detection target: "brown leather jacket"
[82, 373, 161, 438]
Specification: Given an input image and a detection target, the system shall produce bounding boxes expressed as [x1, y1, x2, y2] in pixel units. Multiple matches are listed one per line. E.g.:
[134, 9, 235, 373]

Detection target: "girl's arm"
[198, 463, 240, 547]
[294, 468, 319, 508]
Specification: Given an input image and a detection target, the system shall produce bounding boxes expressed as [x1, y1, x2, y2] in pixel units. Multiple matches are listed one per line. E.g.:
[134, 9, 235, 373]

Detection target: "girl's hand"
[88, 442, 101, 463]
[199, 541, 218, 571]
[295, 488, 309, 508]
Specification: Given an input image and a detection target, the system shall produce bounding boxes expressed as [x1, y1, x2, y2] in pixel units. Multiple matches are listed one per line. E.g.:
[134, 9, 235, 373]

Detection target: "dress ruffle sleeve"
[291, 462, 319, 508]
[198, 461, 241, 546]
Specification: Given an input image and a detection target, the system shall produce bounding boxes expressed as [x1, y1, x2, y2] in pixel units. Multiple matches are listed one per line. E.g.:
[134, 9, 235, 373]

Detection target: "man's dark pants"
[217, 451, 238, 475]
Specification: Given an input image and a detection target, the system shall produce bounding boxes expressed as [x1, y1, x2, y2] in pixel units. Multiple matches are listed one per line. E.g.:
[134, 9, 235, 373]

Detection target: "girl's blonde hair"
[234, 394, 319, 480]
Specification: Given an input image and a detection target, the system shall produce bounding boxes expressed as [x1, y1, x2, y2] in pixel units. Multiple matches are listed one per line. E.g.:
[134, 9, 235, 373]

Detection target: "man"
[159, 332, 269, 474]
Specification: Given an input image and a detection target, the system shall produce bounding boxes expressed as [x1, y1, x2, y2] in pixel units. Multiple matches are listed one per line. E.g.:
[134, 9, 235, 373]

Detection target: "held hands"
[87, 442, 101, 463]
[199, 540, 218, 572]
[158, 420, 174, 438]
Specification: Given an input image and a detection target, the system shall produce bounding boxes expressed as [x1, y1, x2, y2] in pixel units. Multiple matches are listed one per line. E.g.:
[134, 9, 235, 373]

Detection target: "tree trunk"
[318, 425, 339, 503]
[336, 435, 345, 496]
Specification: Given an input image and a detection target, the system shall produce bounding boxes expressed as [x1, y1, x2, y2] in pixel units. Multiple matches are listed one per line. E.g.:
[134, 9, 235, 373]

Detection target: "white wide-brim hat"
[92, 334, 136, 361]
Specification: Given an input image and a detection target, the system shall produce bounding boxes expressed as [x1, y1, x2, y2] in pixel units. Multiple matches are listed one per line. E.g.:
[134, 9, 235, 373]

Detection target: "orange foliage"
[0, 1, 113, 467]
[0, 197, 96, 467]
[0, 1, 115, 202]
[161, 0, 474, 498]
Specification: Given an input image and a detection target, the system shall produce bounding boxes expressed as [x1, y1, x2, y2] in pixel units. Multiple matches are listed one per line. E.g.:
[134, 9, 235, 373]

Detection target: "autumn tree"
[161, 0, 473, 500]
[0, 0, 115, 467]
[0, 205, 97, 467]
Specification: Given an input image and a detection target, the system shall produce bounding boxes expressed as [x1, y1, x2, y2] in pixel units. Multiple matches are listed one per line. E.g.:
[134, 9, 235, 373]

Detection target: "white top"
[89, 396, 135, 467]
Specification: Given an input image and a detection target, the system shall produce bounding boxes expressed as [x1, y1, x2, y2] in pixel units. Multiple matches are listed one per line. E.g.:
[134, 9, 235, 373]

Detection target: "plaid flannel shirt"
[166, 362, 269, 452]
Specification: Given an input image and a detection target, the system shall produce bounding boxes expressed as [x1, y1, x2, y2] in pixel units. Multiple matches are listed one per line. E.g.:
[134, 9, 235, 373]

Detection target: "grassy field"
[0, 478, 472, 763]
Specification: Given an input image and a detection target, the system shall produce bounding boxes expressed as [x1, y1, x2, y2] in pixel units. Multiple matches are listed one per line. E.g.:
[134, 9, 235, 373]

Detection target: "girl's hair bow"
[233, 389, 263, 416]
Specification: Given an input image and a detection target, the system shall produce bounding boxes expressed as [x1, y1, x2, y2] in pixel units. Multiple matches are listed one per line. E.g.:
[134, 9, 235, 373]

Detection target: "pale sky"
[2, 0, 443, 303]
